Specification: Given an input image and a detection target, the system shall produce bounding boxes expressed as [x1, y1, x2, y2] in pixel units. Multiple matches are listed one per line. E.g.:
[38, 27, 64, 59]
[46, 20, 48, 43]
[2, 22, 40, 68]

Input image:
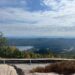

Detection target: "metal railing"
[0, 58, 75, 64]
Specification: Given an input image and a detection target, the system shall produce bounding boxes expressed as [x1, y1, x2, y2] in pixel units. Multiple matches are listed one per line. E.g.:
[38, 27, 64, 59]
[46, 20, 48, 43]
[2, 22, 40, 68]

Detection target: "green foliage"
[0, 46, 55, 58]
[0, 32, 7, 47]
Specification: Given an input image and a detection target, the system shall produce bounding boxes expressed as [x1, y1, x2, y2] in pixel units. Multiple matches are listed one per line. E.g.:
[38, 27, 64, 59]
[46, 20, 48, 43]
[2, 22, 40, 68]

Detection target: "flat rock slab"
[25, 73, 75, 75]
[25, 73, 59, 75]
[0, 64, 17, 75]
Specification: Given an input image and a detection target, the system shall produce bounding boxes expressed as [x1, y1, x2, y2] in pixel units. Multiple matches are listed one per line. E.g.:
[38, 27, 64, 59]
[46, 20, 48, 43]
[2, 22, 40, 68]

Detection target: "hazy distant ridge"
[7, 38, 75, 53]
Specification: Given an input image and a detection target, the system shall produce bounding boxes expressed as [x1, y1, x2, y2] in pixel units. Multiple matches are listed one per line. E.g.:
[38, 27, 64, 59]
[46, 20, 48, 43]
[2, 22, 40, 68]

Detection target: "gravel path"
[15, 64, 48, 72]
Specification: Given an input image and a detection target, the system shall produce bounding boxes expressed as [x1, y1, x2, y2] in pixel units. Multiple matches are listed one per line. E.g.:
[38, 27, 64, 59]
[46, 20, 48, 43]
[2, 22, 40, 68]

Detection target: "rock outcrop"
[0, 64, 17, 75]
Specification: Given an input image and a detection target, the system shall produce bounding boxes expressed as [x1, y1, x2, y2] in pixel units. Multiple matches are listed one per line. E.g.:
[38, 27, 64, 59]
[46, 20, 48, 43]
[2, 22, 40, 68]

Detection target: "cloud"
[0, 0, 75, 37]
[43, 0, 75, 11]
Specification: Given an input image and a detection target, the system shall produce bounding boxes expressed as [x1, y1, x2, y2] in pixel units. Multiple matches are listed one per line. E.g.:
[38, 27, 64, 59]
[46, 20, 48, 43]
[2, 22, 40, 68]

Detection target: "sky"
[0, 0, 75, 38]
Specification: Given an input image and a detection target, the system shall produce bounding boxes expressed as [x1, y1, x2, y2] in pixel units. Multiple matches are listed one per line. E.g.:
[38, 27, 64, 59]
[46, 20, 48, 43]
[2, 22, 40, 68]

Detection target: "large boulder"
[0, 64, 17, 75]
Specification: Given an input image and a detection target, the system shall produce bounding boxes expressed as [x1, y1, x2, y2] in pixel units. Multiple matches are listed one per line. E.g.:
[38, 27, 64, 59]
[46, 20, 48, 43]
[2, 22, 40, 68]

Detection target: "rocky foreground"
[0, 63, 75, 75]
[14, 61, 75, 75]
[0, 64, 59, 75]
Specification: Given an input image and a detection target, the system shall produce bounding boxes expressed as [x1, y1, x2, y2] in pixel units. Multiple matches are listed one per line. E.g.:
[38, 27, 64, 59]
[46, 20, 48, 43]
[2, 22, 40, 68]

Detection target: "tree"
[0, 32, 7, 47]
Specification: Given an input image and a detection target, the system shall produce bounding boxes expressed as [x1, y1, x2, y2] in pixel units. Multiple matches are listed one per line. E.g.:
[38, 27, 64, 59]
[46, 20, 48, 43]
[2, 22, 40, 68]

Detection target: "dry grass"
[31, 61, 75, 75]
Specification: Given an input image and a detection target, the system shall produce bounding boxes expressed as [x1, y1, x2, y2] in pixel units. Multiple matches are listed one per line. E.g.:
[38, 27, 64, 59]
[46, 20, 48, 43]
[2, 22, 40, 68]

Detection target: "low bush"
[31, 61, 75, 75]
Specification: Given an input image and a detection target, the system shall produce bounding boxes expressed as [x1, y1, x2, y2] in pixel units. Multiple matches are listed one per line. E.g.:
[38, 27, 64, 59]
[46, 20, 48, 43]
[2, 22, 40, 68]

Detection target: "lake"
[16, 46, 34, 51]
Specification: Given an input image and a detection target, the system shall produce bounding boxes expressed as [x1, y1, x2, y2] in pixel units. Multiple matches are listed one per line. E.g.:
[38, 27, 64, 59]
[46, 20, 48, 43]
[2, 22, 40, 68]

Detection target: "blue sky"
[0, 0, 75, 38]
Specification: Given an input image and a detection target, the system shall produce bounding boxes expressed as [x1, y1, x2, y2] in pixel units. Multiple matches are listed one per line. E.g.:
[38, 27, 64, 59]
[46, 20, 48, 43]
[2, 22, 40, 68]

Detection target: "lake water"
[16, 46, 34, 51]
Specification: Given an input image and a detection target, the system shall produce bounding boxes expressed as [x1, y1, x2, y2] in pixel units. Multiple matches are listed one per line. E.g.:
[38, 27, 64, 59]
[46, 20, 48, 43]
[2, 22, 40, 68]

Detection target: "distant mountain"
[7, 38, 75, 53]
